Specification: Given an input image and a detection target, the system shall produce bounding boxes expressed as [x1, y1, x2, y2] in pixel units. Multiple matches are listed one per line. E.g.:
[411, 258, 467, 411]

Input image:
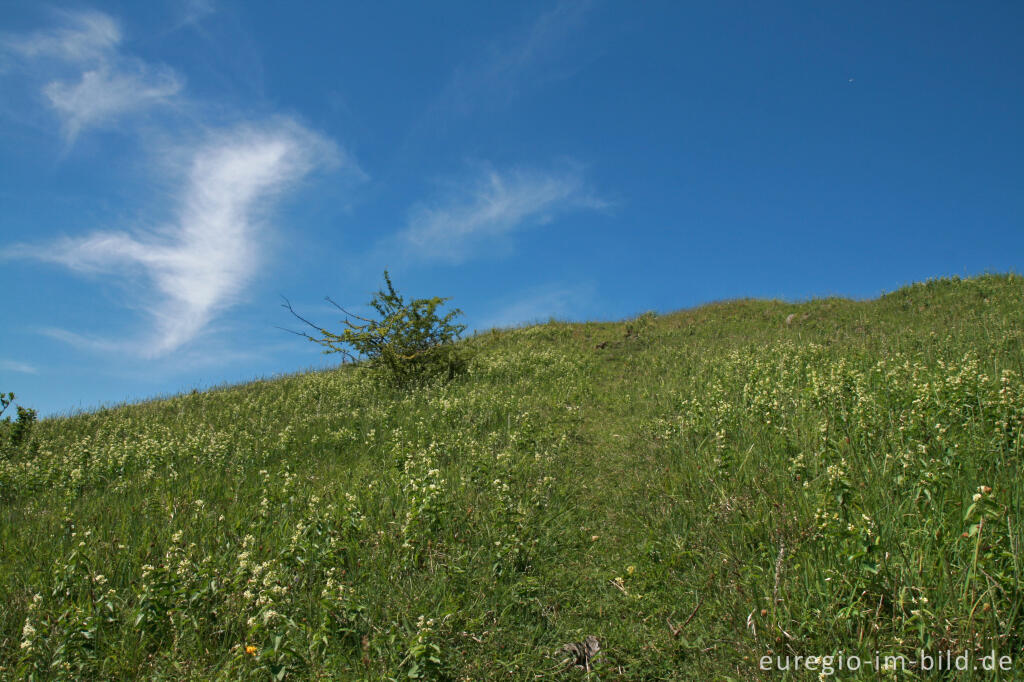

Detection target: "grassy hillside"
[2, 273, 1023, 680]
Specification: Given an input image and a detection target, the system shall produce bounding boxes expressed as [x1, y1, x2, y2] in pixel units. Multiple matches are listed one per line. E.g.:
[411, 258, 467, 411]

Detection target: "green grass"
[2, 273, 1023, 680]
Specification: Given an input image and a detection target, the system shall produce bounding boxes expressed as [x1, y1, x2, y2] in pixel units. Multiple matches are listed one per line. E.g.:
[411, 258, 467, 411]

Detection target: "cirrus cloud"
[43, 62, 183, 141]
[2, 9, 184, 141]
[3, 9, 121, 63]
[2, 10, 363, 358]
[0, 360, 38, 375]
[5, 120, 352, 356]
[397, 163, 608, 263]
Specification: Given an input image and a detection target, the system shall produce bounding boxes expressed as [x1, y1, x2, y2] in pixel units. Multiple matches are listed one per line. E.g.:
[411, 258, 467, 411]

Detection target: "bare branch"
[325, 296, 374, 323]
[280, 296, 324, 332]
[278, 297, 357, 362]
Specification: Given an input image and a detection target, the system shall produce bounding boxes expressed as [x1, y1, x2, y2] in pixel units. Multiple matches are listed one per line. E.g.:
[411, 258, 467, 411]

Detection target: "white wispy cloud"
[2, 10, 364, 359]
[2, 9, 183, 141]
[7, 119, 348, 356]
[3, 10, 120, 62]
[398, 163, 606, 263]
[476, 282, 595, 330]
[433, 0, 594, 118]
[44, 63, 183, 141]
[0, 360, 38, 375]
[179, 0, 217, 27]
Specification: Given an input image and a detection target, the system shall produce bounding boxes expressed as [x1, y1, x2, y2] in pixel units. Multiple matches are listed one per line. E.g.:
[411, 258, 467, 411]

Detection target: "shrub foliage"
[285, 271, 466, 387]
[0, 391, 36, 454]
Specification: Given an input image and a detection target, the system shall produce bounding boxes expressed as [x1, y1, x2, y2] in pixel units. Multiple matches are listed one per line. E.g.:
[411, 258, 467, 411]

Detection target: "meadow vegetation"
[1, 273, 1022, 679]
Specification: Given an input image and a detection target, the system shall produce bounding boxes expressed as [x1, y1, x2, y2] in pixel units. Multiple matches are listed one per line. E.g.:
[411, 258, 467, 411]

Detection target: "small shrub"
[0, 392, 36, 453]
[285, 271, 466, 387]
[11, 406, 37, 446]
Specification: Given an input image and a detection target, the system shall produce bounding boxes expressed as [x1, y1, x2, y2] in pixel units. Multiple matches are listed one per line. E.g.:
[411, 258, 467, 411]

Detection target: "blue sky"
[1, 1, 1022, 417]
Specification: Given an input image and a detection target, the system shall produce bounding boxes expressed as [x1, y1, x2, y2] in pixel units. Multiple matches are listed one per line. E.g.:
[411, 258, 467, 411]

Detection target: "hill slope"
[2, 274, 1023, 679]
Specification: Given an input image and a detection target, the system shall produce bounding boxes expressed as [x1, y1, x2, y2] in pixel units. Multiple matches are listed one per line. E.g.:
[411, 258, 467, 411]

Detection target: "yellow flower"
[245, 645, 258, 656]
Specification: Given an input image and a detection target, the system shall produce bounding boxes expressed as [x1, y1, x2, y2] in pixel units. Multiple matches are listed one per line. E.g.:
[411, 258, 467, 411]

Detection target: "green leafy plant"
[11, 406, 37, 447]
[400, 615, 447, 680]
[1, 392, 36, 452]
[284, 271, 466, 387]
